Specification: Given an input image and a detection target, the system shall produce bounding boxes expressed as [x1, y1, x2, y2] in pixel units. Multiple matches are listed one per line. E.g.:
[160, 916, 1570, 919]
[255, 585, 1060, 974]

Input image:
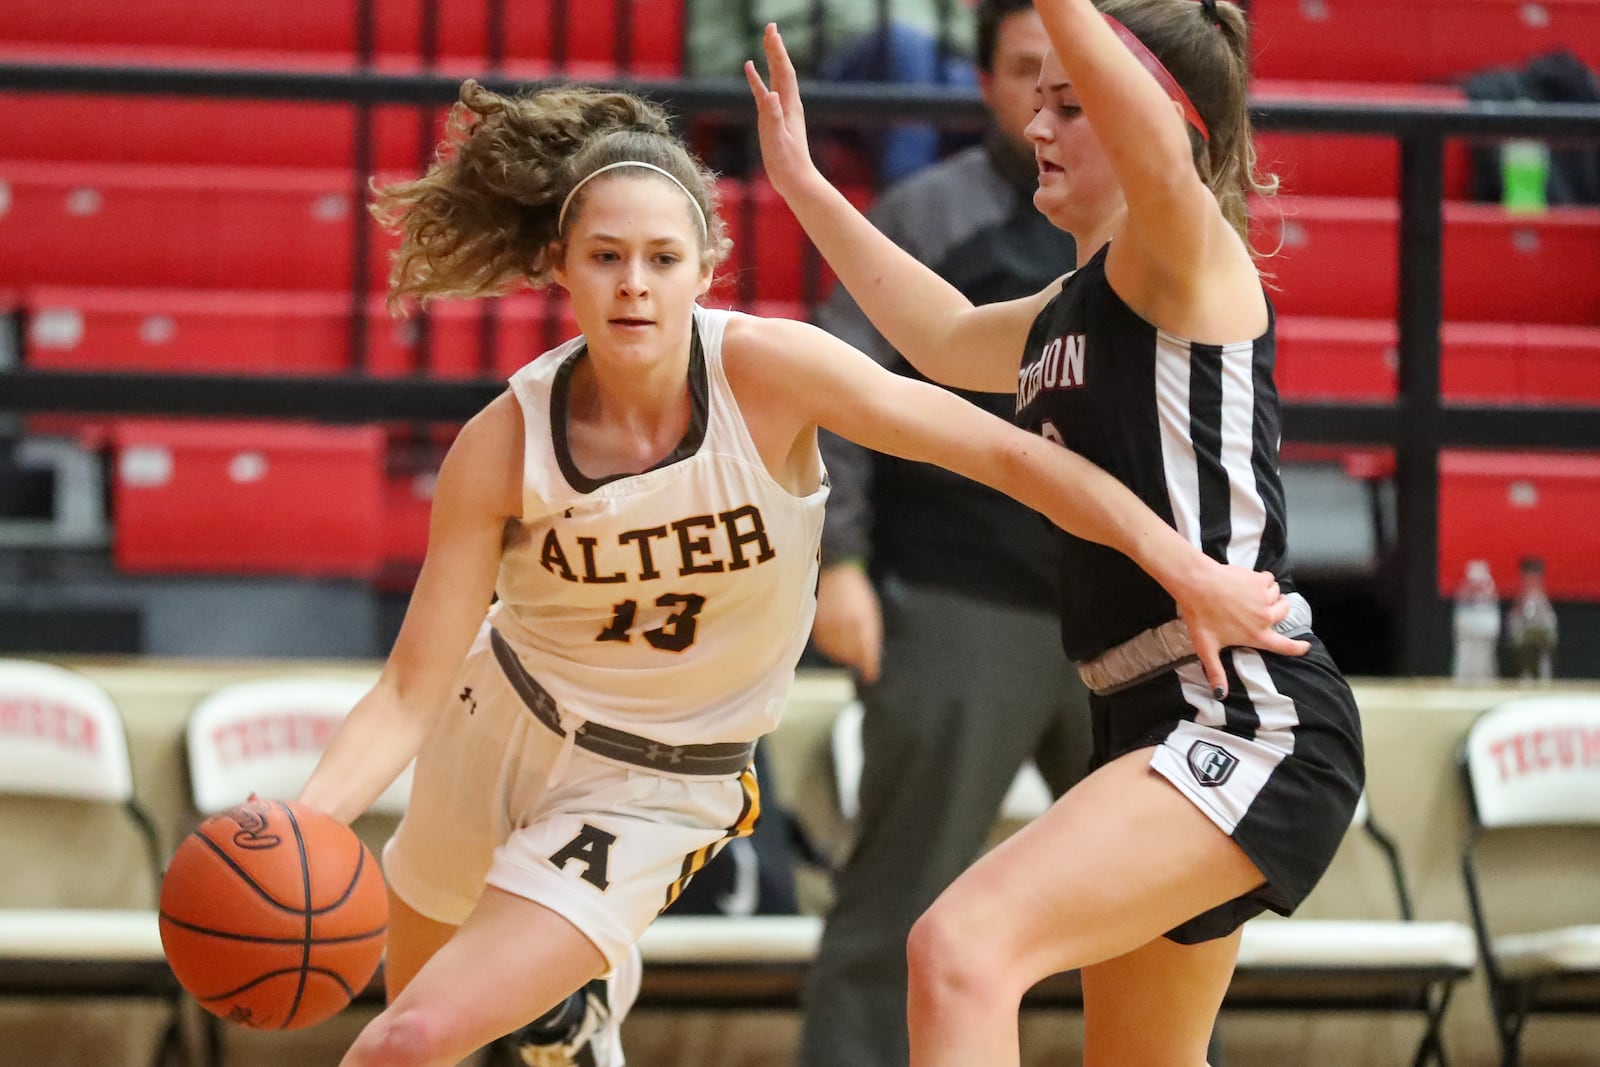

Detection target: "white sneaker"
[514, 943, 641, 1067]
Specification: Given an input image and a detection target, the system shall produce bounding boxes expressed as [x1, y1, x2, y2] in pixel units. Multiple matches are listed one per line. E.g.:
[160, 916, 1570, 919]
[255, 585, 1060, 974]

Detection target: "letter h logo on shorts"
[1187, 740, 1238, 788]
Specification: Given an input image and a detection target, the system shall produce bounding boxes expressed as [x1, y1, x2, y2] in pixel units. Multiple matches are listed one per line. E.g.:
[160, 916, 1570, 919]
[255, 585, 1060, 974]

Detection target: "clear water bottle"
[1453, 559, 1501, 684]
[1506, 555, 1558, 683]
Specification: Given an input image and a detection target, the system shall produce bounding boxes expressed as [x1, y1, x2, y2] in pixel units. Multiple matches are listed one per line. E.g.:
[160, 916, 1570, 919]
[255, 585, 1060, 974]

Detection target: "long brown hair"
[373, 79, 731, 310]
[1097, 0, 1279, 253]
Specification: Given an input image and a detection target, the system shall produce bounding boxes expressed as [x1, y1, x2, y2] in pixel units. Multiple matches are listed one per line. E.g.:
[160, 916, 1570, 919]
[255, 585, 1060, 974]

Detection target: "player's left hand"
[744, 24, 820, 202]
[1179, 565, 1309, 698]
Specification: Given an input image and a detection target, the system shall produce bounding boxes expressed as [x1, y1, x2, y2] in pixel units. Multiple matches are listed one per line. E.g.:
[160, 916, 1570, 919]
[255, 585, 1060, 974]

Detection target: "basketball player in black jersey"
[748, 2, 1365, 1064]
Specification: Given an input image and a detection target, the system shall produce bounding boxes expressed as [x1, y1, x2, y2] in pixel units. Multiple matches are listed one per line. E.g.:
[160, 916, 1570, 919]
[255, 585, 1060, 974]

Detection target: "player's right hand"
[810, 563, 884, 684]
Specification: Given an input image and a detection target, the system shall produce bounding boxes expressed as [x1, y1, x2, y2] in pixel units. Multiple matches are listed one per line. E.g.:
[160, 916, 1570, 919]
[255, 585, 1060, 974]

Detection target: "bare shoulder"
[454, 390, 523, 460]
[437, 389, 524, 520]
[719, 310, 841, 398]
[720, 309, 822, 366]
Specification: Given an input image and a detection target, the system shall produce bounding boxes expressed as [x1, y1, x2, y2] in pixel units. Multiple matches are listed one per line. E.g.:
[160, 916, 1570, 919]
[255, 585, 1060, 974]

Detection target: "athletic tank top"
[490, 305, 829, 745]
[1015, 245, 1291, 663]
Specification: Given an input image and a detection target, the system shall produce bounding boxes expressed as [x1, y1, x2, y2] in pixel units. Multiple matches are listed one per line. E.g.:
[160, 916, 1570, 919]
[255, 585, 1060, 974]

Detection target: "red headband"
[1103, 14, 1210, 142]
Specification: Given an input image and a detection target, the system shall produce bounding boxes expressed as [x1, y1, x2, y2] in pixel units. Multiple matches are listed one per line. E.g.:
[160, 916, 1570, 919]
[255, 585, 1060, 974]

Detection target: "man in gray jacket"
[798, 3, 1089, 1064]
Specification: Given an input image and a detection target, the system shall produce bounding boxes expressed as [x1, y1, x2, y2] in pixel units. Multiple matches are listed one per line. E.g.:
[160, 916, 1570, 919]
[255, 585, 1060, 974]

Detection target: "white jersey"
[489, 305, 828, 746]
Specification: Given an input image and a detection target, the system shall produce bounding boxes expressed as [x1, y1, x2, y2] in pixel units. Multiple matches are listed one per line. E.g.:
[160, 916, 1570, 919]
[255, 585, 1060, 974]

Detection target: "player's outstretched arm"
[745, 23, 1047, 394]
[297, 395, 523, 823]
[743, 318, 1307, 694]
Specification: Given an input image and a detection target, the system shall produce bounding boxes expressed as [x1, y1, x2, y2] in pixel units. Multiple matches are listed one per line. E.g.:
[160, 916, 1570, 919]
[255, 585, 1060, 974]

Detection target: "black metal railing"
[2, 50, 1599, 675]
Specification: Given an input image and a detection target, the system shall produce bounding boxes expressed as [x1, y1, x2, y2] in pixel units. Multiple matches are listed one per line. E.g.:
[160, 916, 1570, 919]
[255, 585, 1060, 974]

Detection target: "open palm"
[743, 24, 820, 201]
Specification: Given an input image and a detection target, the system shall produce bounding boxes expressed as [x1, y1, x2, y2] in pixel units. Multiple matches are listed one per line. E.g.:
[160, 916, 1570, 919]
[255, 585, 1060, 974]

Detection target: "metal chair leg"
[1494, 982, 1528, 1067]
[1411, 981, 1457, 1067]
[148, 1007, 187, 1067]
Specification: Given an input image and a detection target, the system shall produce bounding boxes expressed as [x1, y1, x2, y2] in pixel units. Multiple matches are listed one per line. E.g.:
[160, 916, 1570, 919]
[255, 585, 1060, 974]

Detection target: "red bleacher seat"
[713, 177, 873, 307]
[1517, 324, 1600, 404]
[1252, 81, 1474, 200]
[1276, 317, 1600, 405]
[1438, 450, 1600, 599]
[7, 0, 401, 56]
[25, 288, 354, 377]
[1253, 196, 1600, 324]
[0, 95, 443, 171]
[1254, 132, 1475, 201]
[0, 0, 683, 75]
[1251, 0, 1600, 85]
[383, 466, 436, 575]
[0, 161, 394, 291]
[561, 0, 685, 79]
[21, 287, 570, 381]
[110, 419, 387, 578]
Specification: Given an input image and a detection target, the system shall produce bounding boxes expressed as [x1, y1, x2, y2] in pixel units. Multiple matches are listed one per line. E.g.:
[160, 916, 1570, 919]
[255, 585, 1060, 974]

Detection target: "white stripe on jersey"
[1218, 340, 1267, 569]
[1154, 330, 1271, 569]
[1154, 332, 1202, 545]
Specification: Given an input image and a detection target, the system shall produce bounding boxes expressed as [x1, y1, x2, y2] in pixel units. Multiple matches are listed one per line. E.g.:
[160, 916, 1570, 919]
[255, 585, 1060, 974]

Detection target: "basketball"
[159, 798, 388, 1030]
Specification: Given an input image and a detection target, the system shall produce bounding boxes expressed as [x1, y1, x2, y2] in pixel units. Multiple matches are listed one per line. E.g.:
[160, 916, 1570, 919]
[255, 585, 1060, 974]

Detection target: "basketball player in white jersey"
[749, 2, 1365, 1064]
[294, 75, 1303, 1067]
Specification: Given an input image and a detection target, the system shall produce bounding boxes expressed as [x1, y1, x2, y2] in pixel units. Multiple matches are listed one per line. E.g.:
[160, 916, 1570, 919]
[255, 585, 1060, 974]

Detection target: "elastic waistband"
[488, 627, 756, 776]
[1077, 592, 1314, 697]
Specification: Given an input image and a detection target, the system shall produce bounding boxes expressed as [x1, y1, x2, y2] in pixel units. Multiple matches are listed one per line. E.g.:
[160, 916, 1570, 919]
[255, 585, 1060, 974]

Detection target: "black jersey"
[1016, 245, 1291, 663]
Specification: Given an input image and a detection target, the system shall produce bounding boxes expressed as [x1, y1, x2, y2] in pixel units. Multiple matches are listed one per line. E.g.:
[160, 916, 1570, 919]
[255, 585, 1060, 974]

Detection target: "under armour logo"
[645, 743, 685, 765]
[1187, 740, 1238, 787]
[459, 687, 477, 714]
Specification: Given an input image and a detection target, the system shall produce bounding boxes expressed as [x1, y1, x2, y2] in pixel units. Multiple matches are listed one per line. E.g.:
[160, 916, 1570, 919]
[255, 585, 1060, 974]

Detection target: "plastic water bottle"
[1452, 559, 1501, 684]
[1506, 556, 1558, 683]
[1501, 139, 1550, 214]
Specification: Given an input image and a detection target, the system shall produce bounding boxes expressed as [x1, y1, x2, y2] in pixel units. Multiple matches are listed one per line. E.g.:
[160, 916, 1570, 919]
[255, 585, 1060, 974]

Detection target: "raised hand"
[1177, 564, 1309, 697]
[743, 23, 821, 201]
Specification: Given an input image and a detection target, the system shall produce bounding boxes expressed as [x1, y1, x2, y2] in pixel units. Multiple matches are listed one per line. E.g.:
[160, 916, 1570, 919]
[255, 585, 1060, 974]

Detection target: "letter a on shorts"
[548, 824, 617, 890]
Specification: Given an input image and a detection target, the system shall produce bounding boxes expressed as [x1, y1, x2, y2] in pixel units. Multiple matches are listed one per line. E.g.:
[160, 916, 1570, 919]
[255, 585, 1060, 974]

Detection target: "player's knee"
[906, 902, 1018, 1010]
[349, 1007, 448, 1067]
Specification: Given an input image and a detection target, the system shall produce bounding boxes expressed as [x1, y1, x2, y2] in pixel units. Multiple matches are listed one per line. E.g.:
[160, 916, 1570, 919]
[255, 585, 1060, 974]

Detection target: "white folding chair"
[184, 676, 410, 817]
[1234, 793, 1478, 1067]
[1460, 695, 1600, 1067]
[0, 658, 187, 1067]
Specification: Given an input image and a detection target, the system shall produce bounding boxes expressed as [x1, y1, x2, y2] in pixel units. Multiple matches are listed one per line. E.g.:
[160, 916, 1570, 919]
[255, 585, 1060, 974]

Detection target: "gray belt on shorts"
[488, 627, 756, 776]
[1077, 592, 1314, 697]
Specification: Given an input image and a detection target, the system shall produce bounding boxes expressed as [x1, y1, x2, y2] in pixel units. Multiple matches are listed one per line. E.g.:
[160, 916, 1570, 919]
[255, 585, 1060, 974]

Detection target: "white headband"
[556, 160, 708, 240]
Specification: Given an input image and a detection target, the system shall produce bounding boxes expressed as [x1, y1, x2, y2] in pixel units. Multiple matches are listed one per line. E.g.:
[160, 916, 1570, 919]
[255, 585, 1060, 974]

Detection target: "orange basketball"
[159, 798, 388, 1030]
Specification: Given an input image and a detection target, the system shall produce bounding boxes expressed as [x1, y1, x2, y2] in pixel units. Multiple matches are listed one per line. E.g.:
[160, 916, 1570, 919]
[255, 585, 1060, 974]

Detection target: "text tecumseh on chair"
[1460, 695, 1600, 1066]
[0, 657, 188, 1067]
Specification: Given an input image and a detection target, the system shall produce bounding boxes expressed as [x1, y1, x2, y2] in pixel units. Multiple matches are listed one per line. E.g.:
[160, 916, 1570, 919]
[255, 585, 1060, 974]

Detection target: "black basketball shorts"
[1088, 634, 1365, 944]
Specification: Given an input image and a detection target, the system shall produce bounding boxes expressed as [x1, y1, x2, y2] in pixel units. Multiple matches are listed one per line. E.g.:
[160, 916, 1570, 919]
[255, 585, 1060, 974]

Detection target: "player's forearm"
[296, 682, 432, 824]
[1001, 432, 1213, 603]
[783, 172, 975, 378]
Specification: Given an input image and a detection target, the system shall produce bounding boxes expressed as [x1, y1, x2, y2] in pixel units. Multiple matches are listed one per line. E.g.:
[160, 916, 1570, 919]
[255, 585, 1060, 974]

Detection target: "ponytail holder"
[1199, 0, 1222, 24]
[1103, 14, 1210, 143]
